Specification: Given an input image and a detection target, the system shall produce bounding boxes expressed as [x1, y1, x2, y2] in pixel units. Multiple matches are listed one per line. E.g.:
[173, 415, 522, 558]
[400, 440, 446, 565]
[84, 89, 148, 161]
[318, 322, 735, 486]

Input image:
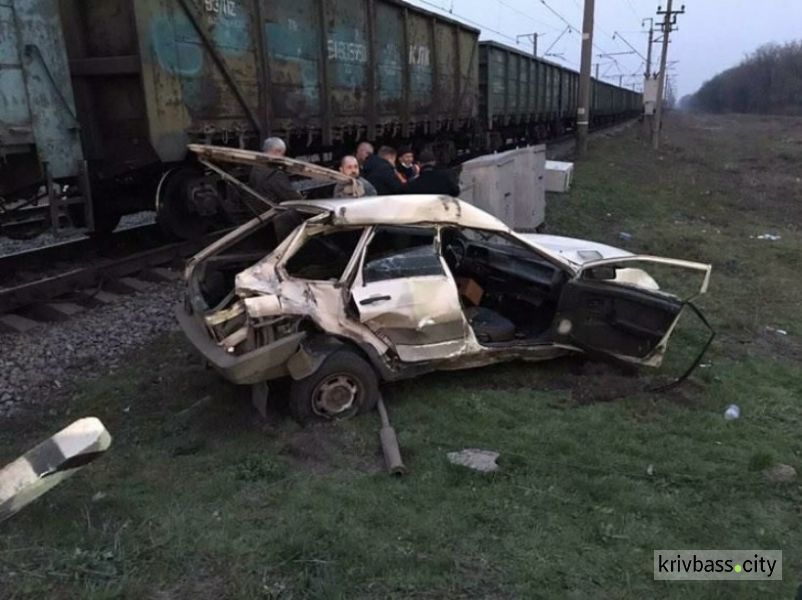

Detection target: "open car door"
[350, 226, 468, 363]
[552, 256, 712, 367]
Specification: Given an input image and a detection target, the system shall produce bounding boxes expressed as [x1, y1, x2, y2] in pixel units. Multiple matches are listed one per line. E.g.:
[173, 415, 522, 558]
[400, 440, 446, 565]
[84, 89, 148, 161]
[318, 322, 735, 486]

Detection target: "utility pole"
[641, 17, 656, 139]
[576, 0, 595, 158]
[652, 1, 684, 149]
[516, 33, 540, 57]
[642, 18, 655, 77]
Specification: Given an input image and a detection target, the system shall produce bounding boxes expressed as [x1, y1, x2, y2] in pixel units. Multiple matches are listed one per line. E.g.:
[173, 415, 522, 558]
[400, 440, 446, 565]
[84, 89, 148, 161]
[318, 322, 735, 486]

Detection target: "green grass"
[2, 114, 802, 599]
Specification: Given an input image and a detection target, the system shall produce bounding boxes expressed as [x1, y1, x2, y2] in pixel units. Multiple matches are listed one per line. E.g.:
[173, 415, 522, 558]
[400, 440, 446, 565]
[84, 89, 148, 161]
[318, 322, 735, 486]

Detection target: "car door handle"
[360, 295, 392, 306]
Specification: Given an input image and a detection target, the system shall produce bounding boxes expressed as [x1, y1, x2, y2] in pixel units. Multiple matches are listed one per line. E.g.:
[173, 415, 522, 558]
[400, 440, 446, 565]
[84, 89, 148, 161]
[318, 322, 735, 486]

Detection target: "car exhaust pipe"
[377, 396, 406, 476]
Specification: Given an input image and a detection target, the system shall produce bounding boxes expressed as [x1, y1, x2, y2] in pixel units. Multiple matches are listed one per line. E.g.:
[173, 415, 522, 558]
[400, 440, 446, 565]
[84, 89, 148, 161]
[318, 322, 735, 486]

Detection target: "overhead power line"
[613, 31, 647, 62]
[539, 0, 580, 33]
[497, 0, 561, 31]
[413, 0, 519, 43]
[623, 0, 640, 20]
[539, 0, 640, 75]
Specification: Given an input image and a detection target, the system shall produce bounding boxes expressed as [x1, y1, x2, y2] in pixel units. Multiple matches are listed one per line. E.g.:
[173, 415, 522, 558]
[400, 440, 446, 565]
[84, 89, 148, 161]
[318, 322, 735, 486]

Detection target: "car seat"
[464, 306, 516, 344]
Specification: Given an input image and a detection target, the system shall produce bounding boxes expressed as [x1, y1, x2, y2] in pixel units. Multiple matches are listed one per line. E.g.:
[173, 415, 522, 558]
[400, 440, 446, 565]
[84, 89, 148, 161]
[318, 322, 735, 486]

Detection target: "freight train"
[0, 0, 641, 239]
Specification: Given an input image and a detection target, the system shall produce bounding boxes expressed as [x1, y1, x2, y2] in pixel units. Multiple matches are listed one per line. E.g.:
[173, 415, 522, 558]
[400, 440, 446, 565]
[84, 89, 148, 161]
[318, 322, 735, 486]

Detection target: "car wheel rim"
[312, 373, 362, 418]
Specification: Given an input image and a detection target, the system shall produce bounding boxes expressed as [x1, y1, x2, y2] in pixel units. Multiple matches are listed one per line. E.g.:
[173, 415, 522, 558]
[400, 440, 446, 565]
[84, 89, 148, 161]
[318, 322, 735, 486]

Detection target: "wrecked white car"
[177, 147, 713, 423]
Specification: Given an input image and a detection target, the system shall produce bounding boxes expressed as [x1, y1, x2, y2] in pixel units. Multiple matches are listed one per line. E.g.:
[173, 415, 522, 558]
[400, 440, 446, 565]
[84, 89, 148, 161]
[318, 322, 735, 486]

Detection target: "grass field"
[2, 113, 802, 599]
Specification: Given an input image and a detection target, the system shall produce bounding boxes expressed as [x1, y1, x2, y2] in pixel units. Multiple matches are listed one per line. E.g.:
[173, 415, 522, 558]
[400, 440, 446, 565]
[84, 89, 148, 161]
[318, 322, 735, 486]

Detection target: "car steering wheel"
[445, 238, 466, 269]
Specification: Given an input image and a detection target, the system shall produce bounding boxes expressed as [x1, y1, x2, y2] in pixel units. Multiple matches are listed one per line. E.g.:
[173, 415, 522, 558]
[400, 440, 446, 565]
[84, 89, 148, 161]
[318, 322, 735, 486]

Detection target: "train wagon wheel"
[156, 168, 218, 240]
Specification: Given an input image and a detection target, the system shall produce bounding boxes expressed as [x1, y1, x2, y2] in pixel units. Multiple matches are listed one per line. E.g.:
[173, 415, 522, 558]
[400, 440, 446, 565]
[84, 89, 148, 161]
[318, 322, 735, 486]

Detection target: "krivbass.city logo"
[654, 550, 782, 581]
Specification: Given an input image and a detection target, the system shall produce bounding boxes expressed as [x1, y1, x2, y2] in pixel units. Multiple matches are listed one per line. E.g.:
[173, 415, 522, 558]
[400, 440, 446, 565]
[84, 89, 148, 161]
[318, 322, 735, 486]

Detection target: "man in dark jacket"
[396, 146, 420, 183]
[248, 137, 302, 205]
[248, 137, 303, 241]
[405, 149, 460, 197]
[363, 146, 405, 195]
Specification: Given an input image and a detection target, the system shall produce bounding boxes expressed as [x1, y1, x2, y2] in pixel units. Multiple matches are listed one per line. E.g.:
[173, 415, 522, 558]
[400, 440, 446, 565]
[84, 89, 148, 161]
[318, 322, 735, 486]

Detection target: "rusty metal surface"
[0, 0, 82, 184]
[134, 0, 260, 161]
[479, 41, 640, 129]
[262, 0, 479, 142]
[59, 0, 157, 174]
[0, 1, 35, 153]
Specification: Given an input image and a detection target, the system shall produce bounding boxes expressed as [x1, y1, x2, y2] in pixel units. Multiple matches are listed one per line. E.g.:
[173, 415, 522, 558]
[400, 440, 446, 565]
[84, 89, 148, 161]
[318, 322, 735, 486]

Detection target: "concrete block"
[27, 302, 84, 322]
[545, 160, 574, 193]
[139, 267, 180, 283]
[0, 314, 41, 334]
[91, 290, 123, 304]
[108, 277, 151, 294]
[460, 144, 545, 231]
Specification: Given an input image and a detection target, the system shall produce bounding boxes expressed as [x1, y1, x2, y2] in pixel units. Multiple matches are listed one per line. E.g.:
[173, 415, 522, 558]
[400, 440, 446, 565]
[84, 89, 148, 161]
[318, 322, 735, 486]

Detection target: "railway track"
[0, 226, 226, 333]
[0, 223, 161, 279]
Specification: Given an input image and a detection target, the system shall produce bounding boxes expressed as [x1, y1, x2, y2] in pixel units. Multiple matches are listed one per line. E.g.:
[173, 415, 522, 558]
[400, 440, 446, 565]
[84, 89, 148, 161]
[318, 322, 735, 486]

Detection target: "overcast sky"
[406, 0, 802, 97]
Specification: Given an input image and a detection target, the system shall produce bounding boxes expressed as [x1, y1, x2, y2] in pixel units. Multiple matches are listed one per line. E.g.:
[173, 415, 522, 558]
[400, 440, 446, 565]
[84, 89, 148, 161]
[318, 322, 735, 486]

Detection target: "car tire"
[288, 350, 380, 425]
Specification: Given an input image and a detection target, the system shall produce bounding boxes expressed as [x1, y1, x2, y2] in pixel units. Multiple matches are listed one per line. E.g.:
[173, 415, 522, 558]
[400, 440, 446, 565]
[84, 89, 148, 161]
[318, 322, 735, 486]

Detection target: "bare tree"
[665, 79, 677, 110]
[689, 41, 802, 115]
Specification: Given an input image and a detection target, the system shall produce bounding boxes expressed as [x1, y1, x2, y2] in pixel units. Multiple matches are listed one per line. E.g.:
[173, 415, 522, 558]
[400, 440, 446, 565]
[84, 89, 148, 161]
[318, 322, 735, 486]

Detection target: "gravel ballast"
[0, 279, 183, 417]
[0, 211, 156, 257]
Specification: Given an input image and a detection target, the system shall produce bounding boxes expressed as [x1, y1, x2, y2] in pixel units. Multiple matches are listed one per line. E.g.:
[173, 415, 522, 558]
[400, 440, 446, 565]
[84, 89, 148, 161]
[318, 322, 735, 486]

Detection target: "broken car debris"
[447, 449, 501, 473]
[176, 147, 714, 425]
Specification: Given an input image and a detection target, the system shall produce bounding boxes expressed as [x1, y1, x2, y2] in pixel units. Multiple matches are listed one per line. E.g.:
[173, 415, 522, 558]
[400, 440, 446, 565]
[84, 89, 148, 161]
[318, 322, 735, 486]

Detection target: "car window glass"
[363, 226, 443, 283]
[286, 229, 363, 280]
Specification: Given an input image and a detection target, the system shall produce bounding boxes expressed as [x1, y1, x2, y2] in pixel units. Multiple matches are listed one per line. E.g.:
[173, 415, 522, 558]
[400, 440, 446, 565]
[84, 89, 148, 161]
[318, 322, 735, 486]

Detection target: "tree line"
[686, 41, 802, 115]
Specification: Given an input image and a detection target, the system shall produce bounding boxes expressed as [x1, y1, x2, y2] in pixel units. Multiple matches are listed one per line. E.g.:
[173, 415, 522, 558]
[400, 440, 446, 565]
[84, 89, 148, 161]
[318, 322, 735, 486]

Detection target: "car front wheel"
[289, 350, 380, 424]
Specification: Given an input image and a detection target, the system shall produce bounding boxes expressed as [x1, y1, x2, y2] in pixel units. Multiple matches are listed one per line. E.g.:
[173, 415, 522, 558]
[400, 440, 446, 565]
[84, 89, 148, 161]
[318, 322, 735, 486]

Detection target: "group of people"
[246, 136, 460, 208]
[344, 142, 460, 198]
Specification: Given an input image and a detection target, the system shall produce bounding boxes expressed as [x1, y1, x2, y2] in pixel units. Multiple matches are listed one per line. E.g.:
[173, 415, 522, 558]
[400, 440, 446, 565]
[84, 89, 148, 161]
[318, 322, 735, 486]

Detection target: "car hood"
[517, 233, 632, 266]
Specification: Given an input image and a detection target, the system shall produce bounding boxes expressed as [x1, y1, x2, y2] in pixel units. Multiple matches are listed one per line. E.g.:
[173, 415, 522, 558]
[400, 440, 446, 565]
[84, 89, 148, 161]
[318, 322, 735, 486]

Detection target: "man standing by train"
[248, 137, 303, 241]
[405, 148, 460, 197]
[364, 146, 406, 195]
[355, 142, 374, 169]
[396, 146, 420, 183]
[248, 137, 302, 205]
[334, 156, 377, 198]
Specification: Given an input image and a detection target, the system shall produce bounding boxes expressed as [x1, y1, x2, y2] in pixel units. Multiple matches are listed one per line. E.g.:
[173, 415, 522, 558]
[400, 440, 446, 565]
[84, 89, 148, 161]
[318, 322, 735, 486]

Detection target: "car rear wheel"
[289, 350, 379, 425]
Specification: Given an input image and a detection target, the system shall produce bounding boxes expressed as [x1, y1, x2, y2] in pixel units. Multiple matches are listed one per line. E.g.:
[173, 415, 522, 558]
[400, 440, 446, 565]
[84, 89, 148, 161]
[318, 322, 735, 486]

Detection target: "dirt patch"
[152, 574, 229, 600]
[665, 113, 802, 226]
[277, 423, 383, 475]
[468, 358, 694, 407]
[544, 361, 694, 407]
[752, 328, 802, 363]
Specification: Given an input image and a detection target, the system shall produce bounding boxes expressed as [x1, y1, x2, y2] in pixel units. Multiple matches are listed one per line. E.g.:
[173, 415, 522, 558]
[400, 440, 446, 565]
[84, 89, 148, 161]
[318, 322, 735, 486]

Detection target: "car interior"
[440, 226, 568, 345]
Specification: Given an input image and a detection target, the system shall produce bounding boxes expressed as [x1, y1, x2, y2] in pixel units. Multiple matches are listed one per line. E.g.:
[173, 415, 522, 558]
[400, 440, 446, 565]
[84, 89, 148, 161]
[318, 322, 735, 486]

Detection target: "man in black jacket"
[405, 149, 460, 197]
[248, 137, 303, 241]
[248, 137, 302, 205]
[363, 146, 405, 195]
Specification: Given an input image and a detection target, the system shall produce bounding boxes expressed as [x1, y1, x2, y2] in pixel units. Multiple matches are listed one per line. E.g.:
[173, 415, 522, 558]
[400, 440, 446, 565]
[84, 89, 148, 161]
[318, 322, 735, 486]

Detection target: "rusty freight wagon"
[1, 0, 640, 241]
[0, 0, 480, 238]
[478, 41, 639, 148]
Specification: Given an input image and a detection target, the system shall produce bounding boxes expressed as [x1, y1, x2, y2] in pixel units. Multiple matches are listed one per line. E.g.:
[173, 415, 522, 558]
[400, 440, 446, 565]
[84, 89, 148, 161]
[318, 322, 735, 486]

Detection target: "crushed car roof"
[284, 195, 510, 230]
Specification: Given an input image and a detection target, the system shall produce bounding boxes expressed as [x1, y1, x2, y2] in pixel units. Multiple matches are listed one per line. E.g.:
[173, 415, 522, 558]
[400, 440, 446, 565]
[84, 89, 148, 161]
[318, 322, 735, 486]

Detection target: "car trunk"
[183, 209, 307, 357]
